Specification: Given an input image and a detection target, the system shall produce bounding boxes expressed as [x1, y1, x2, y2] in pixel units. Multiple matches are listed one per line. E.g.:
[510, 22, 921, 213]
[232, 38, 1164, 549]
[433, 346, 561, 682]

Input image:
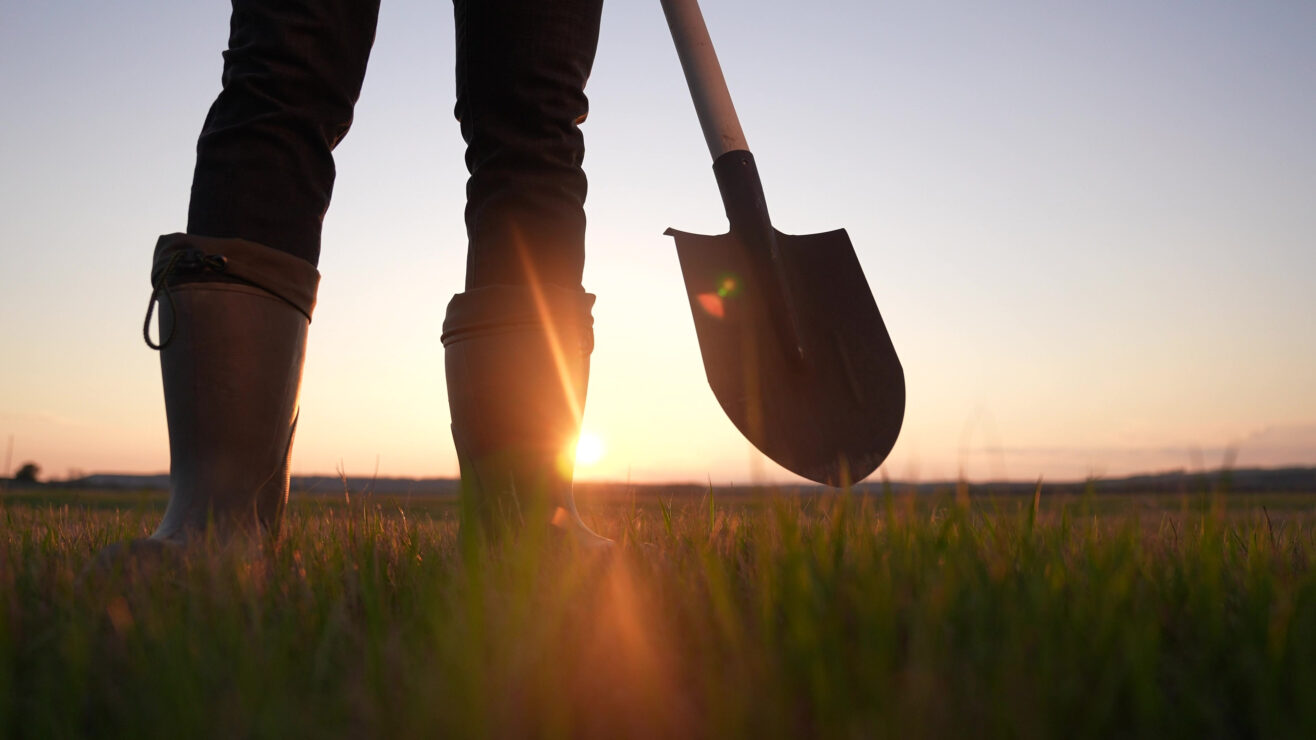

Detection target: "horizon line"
[19, 463, 1316, 490]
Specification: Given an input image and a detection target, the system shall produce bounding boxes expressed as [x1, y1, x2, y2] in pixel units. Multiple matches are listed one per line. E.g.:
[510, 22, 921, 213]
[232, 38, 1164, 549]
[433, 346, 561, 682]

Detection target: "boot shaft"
[147, 234, 318, 543]
[443, 284, 608, 544]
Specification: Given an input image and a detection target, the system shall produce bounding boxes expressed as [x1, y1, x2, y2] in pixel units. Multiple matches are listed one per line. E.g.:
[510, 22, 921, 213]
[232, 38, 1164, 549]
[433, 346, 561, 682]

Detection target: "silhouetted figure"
[141, 0, 610, 548]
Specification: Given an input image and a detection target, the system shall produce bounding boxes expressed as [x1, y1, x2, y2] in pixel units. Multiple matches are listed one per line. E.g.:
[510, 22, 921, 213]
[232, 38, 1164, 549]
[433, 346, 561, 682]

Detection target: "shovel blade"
[668, 226, 904, 486]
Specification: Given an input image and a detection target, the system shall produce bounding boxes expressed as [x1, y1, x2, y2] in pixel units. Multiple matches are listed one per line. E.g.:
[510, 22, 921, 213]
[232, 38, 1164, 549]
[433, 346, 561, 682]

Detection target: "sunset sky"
[2, 1, 1313, 485]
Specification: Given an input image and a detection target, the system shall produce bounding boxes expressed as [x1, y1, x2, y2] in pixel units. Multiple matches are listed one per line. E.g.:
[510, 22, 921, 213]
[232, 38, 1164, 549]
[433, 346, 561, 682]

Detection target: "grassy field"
[3, 486, 1315, 739]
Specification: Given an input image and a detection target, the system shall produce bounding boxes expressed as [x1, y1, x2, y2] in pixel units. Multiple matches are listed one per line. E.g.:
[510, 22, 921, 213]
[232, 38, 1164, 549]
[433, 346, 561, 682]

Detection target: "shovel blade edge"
[668, 226, 905, 486]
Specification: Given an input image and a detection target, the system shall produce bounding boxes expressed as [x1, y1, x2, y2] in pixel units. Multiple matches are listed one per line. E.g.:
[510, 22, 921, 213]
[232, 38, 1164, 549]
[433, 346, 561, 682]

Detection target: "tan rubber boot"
[144, 234, 319, 544]
[442, 284, 611, 547]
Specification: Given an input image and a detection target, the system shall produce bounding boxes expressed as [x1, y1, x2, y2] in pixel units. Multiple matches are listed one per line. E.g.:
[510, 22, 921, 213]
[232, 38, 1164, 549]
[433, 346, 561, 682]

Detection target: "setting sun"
[575, 431, 605, 467]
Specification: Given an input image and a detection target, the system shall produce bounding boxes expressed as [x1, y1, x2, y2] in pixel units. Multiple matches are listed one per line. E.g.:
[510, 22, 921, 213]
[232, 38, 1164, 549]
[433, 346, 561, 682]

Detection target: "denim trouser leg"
[188, 0, 381, 267]
[455, 0, 605, 291]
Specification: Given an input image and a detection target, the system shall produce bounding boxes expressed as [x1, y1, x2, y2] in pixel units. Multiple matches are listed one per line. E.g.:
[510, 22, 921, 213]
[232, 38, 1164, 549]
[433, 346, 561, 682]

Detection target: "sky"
[1, 0, 1314, 486]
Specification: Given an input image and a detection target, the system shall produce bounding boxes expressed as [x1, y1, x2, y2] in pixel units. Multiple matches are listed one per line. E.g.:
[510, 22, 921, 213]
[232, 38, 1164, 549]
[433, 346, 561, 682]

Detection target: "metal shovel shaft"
[659, 0, 748, 159]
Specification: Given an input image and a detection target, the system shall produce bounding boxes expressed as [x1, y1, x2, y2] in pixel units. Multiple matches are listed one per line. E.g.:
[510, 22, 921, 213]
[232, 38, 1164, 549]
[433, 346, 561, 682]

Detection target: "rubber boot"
[442, 284, 611, 547]
[144, 234, 320, 544]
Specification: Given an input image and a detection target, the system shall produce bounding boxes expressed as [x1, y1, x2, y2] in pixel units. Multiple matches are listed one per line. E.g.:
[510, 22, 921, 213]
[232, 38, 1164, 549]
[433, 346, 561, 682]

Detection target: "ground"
[2, 485, 1314, 738]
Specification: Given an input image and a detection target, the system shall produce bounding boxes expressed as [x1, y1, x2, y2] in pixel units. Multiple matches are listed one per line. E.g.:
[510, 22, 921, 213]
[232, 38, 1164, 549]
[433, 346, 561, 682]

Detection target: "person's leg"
[149, 0, 380, 544]
[189, 0, 381, 266]
[454, 0, 603, 291]
[446, 0, 609, 544]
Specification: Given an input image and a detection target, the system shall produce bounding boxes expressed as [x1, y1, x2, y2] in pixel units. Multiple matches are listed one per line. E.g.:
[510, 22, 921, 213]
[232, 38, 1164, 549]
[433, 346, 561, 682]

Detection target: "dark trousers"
[187, 0, 604, 291]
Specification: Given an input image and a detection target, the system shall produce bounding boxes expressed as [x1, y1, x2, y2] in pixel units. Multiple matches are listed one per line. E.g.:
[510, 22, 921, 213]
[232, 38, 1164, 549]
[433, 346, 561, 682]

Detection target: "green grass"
[3, 487, 1315, 739]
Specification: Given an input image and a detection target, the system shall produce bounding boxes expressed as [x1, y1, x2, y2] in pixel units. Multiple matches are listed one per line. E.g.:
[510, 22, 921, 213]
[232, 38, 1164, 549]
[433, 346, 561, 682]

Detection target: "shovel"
[660, 0, 905, 486]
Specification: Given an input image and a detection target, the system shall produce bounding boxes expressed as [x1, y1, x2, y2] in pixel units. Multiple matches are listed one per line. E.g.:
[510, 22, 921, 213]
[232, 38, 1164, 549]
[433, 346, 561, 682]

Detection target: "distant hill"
[855, 466, 1316, 496]
[53, 466, 1316, 496]
[67, 473, 460, 496]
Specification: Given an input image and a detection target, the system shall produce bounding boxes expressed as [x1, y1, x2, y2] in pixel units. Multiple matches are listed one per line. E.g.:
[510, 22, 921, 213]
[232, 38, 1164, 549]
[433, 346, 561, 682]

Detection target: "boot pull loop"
[143, 251, 183, 350]
[143, 250, 230, 350]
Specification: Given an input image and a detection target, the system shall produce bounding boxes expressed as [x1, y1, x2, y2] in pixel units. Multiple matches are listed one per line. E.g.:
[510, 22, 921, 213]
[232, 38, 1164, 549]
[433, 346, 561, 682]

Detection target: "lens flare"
[523, 269, 583, 424]
[575, 431, 605, 467]
[715, 273, 740, 298]
[696, 292, 724, 319]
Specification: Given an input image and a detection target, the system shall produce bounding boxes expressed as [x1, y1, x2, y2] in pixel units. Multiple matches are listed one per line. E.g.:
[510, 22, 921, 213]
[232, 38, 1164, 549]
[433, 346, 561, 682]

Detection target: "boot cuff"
[152, 234, 321, 320]
[442, 285, 595, 350]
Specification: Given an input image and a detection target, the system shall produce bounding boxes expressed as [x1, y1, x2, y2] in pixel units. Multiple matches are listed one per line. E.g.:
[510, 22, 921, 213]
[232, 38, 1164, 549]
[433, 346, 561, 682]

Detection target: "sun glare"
[575, 431, 605, 467]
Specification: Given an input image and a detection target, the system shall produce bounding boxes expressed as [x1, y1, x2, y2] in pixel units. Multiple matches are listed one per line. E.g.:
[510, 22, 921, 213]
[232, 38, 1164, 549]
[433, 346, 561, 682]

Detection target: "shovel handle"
[662, 0, 806, 363]
[660, 0, 749, 159]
